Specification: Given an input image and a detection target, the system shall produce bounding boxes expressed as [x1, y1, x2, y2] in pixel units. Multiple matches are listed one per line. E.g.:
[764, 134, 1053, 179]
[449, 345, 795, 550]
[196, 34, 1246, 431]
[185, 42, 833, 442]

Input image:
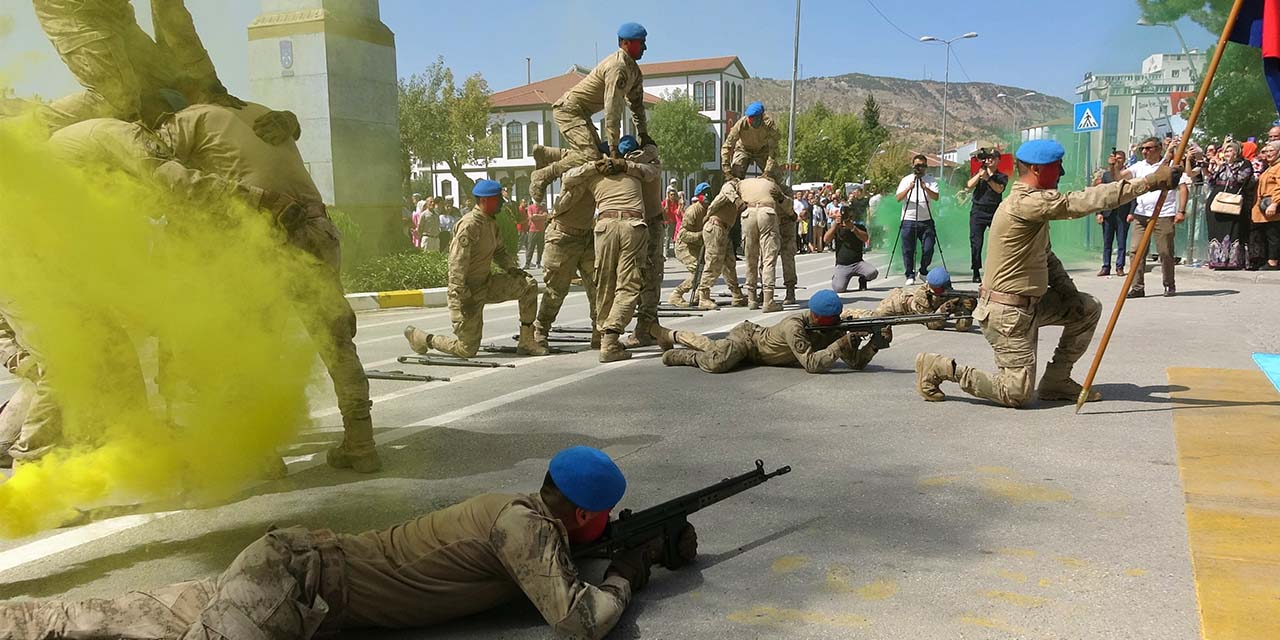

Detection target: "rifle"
[572, 459, 791, 569]
[365, 369, 450, 383]
[397, 355, 515, 369]
[805, 312, 970, 348]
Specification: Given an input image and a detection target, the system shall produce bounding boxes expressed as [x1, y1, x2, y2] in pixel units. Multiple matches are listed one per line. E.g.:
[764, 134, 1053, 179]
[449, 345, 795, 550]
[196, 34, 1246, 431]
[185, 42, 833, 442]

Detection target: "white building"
[1075, 52, 1206, 167]
[414, 55, 750, 206]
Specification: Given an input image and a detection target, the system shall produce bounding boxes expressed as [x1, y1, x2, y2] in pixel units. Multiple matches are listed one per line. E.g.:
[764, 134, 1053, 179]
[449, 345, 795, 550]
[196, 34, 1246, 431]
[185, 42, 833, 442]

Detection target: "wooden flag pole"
[1076, 0, 1248, 413]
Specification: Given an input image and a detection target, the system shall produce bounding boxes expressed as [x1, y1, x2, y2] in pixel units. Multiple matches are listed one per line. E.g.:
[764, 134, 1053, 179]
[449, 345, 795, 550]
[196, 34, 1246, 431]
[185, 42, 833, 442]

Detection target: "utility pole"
[920, 32, 979, 180]
[526, 57, 531, 85]
[786, 0, 801, 186]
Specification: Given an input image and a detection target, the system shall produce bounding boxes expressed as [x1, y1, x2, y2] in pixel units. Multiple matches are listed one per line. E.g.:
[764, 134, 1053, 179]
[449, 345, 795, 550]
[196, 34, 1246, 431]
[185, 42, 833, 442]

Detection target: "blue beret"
[549, 446, 626, 511]
[617, 22, 647, 40]
[1015, 139, 1065, 165]
[618, 135, 639, 156]
[809, 289, 843, 317]
[745, 101, 765, 118]
[694, 182, 711, 197]
[926, 267, 951, 288]
[472, 179, 502, 198]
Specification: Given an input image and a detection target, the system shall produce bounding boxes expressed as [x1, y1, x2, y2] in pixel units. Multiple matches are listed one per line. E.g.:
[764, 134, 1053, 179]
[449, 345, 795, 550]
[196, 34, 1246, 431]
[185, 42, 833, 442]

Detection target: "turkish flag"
[1228, 0, 1280, 114]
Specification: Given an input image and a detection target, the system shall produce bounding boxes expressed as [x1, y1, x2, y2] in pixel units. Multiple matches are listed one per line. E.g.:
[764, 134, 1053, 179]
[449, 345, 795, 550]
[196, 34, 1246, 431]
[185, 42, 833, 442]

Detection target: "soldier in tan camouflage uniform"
[529, 22, 651, 203]
[49, 100, 379, 472]
[778, 195, 800, 305]
[738, 177, 787, 312]
[557, 136, 660, 361]
[0, 313, 46, 469]
[669, 182, 711, 307]
[407, 180, 546, 360]
[620, 142, 670, 349]
[845, 268, 975, 332]
[658, 290, 879, 374]
[696, 181, 748, 310]
[0, 446, 695, 640]
[722, 101, 784, 184]
[916, 139, 1180, 407]
[533, 194, 599, 349]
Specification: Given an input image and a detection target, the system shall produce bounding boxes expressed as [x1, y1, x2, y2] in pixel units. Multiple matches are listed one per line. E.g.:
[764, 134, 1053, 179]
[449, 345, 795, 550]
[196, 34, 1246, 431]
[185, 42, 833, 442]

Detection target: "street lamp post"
[786, 0, 801, 187]
[920, 32, 978, 180]
[1137, 18, 1201, 84]
[996, 91, 1037, 140]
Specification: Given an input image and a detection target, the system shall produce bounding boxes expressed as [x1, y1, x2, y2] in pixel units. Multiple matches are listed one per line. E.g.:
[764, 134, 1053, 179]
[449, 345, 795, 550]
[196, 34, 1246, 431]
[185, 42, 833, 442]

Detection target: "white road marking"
[0, 511, 179, 575]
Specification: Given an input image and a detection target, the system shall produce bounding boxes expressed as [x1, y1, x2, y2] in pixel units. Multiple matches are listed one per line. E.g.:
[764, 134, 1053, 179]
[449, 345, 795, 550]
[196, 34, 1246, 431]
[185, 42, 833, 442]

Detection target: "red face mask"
[479, 196, 501, 215]
[696, 194, 706, 203]
[1036, 162, 1063, 189]
[624, 40, 645, 59]
[749, 115, 762, 127]
[568, 510, 610, 545]
[811, 314, 839, 326]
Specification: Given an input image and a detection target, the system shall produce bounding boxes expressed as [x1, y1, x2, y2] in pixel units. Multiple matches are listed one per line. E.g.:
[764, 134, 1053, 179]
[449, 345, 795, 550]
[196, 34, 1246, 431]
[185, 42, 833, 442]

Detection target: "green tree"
[398, 57, 500, 198]
[862, 94, 888, 147]
[649, 90, 714, 185]
[1137, 1, 1278, 137]
[792, 102, 873, 186]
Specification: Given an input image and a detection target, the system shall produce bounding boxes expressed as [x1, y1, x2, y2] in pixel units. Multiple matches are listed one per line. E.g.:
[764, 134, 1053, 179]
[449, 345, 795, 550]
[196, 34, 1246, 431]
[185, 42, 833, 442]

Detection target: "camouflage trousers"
[593, 218, 649, 334]
[633, 218, 667, 332]
[727, 150, 784, 184]
[696, 223, 743, 299]
[536, 221, 597, 333]
[288, 215, 372, 445]
[954, 290, 1102, 408]
[0, 527, 345, 640]
[547, 104, 604, 182]
[778, 217, 798, 288]
[434, 272, 540, 358]
[672, 230, 704, 297]
[668, 323, 759, 373]
[32, 0, 178, 131]
[742, 206, 780, 300]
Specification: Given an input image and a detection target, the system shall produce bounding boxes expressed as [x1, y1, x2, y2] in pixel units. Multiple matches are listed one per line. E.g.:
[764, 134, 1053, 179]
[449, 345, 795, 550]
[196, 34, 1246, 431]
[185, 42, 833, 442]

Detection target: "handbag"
[1209, 191, 1244, 216]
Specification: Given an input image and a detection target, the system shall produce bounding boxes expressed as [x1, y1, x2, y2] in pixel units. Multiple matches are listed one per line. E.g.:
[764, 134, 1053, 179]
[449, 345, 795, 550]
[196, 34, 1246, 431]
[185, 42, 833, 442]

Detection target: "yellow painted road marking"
[1168, 367, 1280, 640]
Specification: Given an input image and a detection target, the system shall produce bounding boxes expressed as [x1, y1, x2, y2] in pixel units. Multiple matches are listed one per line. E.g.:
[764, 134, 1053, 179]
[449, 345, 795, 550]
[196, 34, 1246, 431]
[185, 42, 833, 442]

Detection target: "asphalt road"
[1, 249, 1276, 639]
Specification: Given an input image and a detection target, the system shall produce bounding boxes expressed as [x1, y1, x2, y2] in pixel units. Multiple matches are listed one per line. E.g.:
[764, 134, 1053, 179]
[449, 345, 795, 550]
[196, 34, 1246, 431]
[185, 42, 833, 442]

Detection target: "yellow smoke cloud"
[0, 116, 323, 537]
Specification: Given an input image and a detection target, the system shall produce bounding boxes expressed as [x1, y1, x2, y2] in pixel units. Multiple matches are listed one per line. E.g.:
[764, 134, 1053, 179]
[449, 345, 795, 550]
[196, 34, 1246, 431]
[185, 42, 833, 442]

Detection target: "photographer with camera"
[825, 202, 878, 292]
[894, 154, 941, 285]
[965, 149, 1008, 283]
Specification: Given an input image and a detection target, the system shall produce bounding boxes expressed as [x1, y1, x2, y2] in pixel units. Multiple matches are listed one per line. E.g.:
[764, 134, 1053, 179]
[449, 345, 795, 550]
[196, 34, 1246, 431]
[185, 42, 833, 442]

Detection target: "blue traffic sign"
[1074, 100, 1102, 133]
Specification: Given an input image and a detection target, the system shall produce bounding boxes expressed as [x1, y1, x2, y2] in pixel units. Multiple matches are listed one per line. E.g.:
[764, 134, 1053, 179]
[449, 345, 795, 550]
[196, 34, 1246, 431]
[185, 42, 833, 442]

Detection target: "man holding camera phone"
[895, 155, 941, 285]
[966, 150, 1008, 283]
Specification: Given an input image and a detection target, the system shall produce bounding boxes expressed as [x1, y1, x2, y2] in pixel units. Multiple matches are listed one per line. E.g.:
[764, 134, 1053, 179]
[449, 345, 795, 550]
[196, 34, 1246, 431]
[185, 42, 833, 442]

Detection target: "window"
[506, 121, 523, 159]
[704, 81, 716, 111]
[692, 82, 703, 108]
[526, 122, 539, 155]
[441, 180, 453, 198]
[490, 124, 502, 158]
[1171, 69, 1180, 78]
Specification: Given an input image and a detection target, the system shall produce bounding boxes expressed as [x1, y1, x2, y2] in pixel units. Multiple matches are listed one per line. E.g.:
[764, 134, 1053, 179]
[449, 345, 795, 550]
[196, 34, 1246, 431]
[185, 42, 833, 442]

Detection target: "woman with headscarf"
[1204, 141, 1253, 269]
[1250, 141, 1280, 270]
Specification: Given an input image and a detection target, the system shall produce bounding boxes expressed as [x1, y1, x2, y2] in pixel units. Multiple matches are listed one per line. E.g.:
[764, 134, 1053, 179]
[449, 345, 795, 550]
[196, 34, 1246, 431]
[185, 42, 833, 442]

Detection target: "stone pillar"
[248, 0, 403, 256]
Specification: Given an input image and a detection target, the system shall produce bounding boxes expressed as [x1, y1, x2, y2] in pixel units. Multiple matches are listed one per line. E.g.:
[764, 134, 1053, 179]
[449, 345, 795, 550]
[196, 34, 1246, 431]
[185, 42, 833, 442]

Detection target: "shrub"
[344, 250, 449, 293]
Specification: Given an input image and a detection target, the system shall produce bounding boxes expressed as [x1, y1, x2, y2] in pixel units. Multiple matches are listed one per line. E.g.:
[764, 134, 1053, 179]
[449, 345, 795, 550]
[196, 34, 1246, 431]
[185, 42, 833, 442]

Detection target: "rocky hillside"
[747, 73, 1070, 152]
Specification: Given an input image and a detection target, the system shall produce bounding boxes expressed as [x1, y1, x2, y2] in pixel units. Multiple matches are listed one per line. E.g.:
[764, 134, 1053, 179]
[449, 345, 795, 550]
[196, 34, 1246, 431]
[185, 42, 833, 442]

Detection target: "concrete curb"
[1175, 264, 1280, 286]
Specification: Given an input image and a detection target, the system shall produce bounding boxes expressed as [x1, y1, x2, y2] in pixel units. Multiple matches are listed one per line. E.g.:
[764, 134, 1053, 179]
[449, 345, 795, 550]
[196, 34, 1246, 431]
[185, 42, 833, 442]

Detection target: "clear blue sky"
[1, 0, 1216, 103]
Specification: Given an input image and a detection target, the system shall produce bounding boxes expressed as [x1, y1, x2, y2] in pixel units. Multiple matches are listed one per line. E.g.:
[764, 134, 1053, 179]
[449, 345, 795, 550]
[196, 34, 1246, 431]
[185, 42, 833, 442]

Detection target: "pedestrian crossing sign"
[1074, 100, 1102, 133]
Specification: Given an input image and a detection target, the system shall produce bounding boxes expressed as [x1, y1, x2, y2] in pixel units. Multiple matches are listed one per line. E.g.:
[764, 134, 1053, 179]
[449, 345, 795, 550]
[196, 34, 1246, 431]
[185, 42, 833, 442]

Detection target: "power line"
[864, 0, 919, 42]
[949, 48, 973, 83]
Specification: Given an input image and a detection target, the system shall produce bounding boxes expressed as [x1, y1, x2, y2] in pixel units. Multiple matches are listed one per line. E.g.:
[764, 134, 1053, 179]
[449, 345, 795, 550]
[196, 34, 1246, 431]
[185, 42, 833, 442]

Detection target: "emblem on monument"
[280, 40, 294, 70]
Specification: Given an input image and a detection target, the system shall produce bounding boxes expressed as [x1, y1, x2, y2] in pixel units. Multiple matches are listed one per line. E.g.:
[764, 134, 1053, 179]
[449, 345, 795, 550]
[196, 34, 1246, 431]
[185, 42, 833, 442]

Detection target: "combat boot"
[599, 332, 632, 363]
[591, 329, 602, 349]
[516, 324, 548, 356]
[763, 289, 782, 313]
[731, 293, 748, 307]
[530, 166, 552, 204]
[621, 321, 657, 348]
[915, 352, 958, 402]
[668, 290, 690, 307]
[783, 286, 797, 305]
[748, 295, 760, 310]
[651, 324, 675, 351]
[404, 325, 433, 354]
[532, 323, 550, 349]
[661, 349, 699, 367]
[697, 290, 719, 311]
[326, 416, 382, 473]
[1038, 364, 1100, 402]
[532, 144, 557, 169]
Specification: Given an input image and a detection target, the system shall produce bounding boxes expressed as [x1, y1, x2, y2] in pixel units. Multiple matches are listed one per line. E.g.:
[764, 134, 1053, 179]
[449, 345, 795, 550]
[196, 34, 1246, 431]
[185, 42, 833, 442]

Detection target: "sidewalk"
[1175, 264, 1280, 286]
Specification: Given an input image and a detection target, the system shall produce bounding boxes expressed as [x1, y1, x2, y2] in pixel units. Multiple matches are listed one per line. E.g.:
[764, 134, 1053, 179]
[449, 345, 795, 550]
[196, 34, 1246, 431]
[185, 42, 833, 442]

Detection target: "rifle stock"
[572, 459, 791, 569]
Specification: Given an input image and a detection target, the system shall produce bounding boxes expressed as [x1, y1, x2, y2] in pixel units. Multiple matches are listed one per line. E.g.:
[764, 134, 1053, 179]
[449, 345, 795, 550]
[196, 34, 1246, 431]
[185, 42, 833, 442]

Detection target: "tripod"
[885, 174, 946, 280]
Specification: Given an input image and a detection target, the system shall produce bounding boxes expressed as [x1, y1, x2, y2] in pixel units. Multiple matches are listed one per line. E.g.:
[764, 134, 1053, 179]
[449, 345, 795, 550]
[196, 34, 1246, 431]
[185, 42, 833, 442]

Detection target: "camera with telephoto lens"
[974, 147, 998, 161]
[913, 163, 927, 176]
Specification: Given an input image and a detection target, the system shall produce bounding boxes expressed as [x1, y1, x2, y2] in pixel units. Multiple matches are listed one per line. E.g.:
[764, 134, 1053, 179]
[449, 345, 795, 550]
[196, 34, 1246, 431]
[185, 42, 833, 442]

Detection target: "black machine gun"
[572, 459, 791, 569]
[805, 312, 972, 348]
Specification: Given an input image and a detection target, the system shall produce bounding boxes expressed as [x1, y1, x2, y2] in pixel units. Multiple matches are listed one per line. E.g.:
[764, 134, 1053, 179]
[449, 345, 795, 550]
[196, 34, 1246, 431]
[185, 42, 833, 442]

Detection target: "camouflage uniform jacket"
[705, 180, 743, 229]
[337, 493, 630, 638]
[450, 207, 516, 295]
[984, 179, 1150, 298]
[554, 49, 648, 152]
[751, 311, 850, 372]
[721, 114, 780, 172]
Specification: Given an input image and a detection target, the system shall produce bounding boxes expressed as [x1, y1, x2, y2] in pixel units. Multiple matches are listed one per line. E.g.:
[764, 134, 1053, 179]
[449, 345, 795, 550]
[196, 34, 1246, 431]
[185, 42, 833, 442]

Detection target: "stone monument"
[247, 0, 402, 255]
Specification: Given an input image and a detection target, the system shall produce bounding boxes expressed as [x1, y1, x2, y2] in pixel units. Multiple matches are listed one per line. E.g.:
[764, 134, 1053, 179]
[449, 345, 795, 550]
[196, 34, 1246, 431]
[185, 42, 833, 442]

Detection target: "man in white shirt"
[1121, 137, 1189, 297]
[895, 155, 941, 285]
